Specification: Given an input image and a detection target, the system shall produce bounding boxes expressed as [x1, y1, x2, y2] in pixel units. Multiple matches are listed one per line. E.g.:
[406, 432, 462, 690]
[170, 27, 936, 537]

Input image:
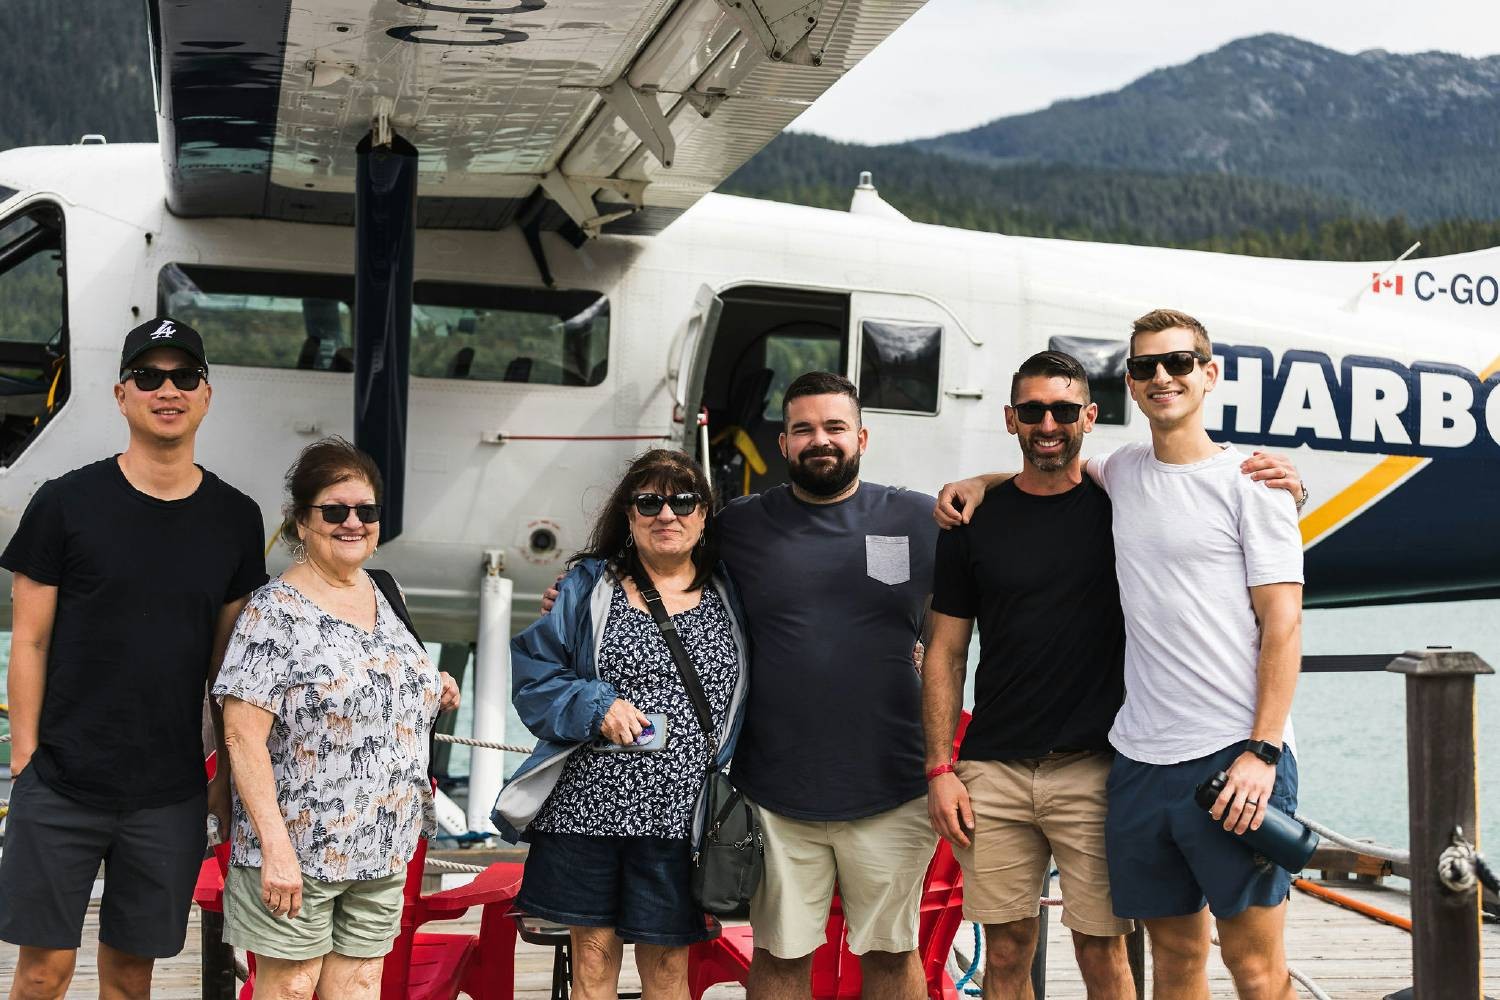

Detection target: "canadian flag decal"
[1371, 273, 1404, 295]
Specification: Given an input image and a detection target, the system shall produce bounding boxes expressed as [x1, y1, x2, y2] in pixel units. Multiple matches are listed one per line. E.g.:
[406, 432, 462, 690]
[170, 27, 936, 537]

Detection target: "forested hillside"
[722, 133, 1500, 260]
[0, 0, 153, 148]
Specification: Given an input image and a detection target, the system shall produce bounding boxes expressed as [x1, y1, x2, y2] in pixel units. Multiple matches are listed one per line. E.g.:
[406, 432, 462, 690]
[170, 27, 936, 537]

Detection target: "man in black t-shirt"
[0, 318, 267, 997]
[923, 352, 1137, 996]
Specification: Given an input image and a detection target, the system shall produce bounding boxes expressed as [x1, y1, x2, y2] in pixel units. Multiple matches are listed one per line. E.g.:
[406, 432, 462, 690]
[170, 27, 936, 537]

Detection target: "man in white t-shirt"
[936, 309, 1305, 999]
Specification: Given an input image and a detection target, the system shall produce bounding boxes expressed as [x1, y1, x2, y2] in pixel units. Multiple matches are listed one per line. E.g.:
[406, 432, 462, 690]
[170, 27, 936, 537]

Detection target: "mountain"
[915, 34, 1500, 223]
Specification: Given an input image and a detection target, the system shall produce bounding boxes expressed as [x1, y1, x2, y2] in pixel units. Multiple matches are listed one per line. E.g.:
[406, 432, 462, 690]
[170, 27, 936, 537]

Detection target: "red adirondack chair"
[687, 713, 972, 1000]
[194, 834, 524, 1000]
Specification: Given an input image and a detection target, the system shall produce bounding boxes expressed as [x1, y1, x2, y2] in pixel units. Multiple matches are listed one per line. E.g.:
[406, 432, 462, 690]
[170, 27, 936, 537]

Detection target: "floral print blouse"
[214, 575, 440, 882]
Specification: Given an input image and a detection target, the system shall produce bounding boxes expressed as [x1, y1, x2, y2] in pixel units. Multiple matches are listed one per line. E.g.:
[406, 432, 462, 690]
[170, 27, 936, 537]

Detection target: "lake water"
[3, 599, 1496, 855]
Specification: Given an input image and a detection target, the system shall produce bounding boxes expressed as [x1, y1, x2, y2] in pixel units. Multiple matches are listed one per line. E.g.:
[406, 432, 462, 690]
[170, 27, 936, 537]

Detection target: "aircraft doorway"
[0, 203, 68, 467]
[700, 286, 848, 504]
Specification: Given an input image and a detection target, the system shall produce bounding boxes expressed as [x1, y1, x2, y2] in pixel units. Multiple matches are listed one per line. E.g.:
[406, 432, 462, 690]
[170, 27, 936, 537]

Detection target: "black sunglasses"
[1125, 351, 1209, 381]
[632, 493, 702, 517]
[1013, 401, 1084, 425]
[303, 503, 382, 524]
[122, 367, 208, 391]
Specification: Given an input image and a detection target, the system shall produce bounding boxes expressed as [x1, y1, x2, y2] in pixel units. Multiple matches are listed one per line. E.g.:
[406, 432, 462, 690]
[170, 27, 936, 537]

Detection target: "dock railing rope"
[1294, 814, 1409, 864]
[432, 732, 533, 754]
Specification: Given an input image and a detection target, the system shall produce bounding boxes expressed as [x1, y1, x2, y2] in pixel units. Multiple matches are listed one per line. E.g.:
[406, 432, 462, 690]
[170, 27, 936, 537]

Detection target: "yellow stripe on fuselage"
[1300, 353, 1500, 547]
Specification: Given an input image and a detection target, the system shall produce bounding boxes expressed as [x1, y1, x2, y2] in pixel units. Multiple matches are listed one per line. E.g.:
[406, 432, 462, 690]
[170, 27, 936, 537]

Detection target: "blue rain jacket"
[491, 557, 750, 843]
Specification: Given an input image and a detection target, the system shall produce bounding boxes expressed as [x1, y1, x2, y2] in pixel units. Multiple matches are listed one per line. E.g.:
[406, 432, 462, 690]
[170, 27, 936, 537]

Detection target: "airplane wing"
[151, 0, 925, 236]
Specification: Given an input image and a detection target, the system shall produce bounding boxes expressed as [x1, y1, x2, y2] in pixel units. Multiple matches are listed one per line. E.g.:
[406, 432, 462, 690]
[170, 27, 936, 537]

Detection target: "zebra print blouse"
[213, 575, 441, 882]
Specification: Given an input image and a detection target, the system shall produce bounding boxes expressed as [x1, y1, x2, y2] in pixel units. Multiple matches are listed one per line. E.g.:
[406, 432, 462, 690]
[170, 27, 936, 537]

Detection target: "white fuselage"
[1, 143, 1497, 636]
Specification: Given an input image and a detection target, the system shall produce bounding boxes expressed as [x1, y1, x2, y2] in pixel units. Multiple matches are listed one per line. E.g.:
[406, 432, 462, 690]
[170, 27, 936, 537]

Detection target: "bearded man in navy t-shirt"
[716, 371, 939, 999]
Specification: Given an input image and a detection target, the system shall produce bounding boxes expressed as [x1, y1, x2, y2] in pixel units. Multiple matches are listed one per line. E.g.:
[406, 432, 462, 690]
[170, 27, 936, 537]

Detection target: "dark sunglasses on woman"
[1125, 350, 1209, 381]
[1012, 401, 1083, 424]
[122, 367, 208, 392]
[631, 492, 702, 517]
[304, 503, 383, 524]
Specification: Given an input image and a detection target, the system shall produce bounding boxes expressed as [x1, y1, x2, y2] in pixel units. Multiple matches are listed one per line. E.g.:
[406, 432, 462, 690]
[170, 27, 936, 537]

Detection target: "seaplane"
[0, 0, 1497, 840]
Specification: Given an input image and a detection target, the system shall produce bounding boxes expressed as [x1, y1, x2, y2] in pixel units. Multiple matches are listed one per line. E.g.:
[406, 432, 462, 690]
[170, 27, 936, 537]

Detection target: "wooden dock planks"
[2, 880, 1497, 998]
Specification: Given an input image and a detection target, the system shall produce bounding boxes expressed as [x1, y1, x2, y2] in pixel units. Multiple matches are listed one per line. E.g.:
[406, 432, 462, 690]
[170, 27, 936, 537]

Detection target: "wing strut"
[354, 130, 418, 542]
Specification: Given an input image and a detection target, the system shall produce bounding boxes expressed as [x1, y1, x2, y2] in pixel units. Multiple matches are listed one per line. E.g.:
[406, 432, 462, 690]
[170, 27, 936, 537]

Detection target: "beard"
[1019, 428, 1082, 472]
[787, 446, 861, 497]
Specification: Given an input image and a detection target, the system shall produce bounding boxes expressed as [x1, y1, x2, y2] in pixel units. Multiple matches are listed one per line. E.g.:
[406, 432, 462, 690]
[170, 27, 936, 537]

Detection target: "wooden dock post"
[1388, 647, 1493, 998]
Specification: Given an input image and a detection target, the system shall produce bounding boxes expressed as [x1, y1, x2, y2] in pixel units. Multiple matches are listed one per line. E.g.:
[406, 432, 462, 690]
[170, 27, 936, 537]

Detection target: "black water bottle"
[1194, 770, 1320, 872]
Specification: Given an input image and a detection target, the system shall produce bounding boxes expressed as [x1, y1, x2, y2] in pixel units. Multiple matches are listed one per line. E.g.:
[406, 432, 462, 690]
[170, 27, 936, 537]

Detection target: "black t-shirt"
[1, 457, 267, 809]
[718, 482, 936, 821]
[931, 477, 1125, 761]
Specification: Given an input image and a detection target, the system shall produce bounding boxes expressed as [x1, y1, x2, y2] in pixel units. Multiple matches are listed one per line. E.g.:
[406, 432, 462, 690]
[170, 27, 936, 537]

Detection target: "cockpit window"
[158, 264, 610, 386]
[0, 202, 69, 466]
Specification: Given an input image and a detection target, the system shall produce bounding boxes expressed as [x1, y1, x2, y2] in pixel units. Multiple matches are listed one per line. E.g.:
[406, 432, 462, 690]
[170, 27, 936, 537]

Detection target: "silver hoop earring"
[624, 534, 634, 548]
[697, 533, 707, 548]
[291, 542, 308, 564]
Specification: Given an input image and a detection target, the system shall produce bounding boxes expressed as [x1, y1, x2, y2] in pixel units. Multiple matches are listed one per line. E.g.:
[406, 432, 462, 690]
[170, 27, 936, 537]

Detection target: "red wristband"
[926, 763, 956, 782]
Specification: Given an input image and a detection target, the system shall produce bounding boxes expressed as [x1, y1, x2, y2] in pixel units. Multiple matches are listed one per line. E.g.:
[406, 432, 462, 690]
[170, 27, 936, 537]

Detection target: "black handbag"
[639, 583, 763, 917]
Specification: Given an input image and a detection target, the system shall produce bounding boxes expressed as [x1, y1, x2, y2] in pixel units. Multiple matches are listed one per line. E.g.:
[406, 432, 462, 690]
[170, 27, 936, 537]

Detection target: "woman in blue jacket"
[494, 449, 749, 999]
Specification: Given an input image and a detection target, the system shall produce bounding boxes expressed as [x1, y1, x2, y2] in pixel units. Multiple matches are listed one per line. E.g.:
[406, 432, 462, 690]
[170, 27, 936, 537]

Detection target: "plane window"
[0, 203, 69, 467]
[1047, 335, 1128, 425]
[158, 265, 610, 386]
[859, 319, 941, 414]
[763, 332, 843, 421]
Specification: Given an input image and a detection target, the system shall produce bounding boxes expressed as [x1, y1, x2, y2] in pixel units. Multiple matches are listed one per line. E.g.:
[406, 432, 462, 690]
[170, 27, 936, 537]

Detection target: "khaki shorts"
[224, 865, 406, 961]
[748, 796, 937, 959]
[954, 753, 1133, 937]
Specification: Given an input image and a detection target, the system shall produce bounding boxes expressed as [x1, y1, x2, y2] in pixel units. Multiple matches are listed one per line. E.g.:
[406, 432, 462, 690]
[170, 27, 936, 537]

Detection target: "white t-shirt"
[1092, 442, 1304, 765]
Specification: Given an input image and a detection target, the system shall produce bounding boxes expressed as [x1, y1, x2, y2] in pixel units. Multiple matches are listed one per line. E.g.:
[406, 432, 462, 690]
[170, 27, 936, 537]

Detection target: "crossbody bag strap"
[368, 568, 439, 780]
[638, 584, 715, 739]
[368, 568, 423, 644]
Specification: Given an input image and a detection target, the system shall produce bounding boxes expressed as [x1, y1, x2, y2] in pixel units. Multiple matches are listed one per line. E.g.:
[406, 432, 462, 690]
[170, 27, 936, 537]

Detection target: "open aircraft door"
[672, 284, 723, 459]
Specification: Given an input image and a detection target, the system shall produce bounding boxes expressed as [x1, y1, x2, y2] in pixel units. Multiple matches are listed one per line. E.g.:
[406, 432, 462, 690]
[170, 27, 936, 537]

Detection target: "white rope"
[425, 857, 489, 875]
[433, 733, 534, 754]
[1211, 934, 1331, 1000]
[1289, 966, 1334, 1000]
[1295, 813, 1409, 864]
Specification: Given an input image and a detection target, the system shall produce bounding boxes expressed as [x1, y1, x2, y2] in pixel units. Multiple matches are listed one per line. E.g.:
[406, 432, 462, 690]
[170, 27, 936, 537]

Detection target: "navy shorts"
[516, 832, 719, 946]
[1104, 742, 1298, 920]
[0, 767, 207, 957]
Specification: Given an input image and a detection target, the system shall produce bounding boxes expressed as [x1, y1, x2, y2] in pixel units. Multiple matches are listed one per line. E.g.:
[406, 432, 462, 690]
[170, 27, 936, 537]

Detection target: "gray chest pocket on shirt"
[865, 535, 910, 586]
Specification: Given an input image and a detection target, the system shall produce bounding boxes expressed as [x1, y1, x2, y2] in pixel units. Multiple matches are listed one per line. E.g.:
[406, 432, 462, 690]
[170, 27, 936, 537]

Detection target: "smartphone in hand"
[595, 713, 669, 752]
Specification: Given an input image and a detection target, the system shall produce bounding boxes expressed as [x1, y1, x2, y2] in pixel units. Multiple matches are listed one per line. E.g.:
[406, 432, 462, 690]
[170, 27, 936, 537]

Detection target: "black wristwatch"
[1245, 740, 1282, 765]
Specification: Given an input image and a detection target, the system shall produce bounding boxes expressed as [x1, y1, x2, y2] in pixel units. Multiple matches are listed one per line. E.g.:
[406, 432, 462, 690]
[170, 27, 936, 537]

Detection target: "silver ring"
[1246, 799, 1260, 806]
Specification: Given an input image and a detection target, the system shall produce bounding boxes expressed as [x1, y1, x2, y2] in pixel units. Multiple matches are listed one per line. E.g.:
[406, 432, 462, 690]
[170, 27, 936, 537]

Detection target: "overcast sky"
[789, 0, 1500, 144]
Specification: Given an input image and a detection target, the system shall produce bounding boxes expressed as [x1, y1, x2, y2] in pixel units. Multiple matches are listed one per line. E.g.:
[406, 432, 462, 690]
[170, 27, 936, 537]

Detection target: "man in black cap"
[0, 317, 267, 999]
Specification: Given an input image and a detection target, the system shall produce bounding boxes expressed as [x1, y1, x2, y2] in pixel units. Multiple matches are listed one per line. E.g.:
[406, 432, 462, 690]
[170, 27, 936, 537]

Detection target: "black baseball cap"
[120, 316, 208, 372]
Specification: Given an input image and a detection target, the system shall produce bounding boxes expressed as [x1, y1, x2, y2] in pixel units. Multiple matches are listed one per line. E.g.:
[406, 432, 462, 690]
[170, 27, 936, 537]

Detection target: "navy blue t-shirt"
[1, 458, 267, 809]
[718, 482, 936, 821]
